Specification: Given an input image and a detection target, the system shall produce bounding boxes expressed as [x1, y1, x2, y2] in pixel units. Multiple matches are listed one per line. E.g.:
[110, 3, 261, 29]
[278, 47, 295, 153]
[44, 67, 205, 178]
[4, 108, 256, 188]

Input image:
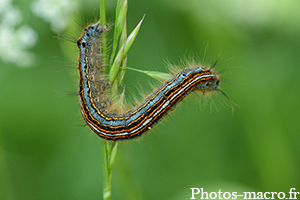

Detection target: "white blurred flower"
[1, 4, 22, 27]
[16, 25, 38, 49]
[0, 0, 78, 67]
[0, 0, 12, 14]
[31, 0, 77, 32]
[0, 1, 38, 67]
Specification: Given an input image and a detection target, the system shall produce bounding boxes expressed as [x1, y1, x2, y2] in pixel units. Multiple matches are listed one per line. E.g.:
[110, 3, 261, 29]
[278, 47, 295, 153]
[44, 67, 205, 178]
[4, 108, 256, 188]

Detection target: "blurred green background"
[1, 0, 300, 199]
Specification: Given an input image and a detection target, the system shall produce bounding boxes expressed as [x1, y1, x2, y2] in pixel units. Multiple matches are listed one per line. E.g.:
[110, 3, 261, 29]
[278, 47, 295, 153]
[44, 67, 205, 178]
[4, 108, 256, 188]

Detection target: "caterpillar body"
[77, 22, 220, 141]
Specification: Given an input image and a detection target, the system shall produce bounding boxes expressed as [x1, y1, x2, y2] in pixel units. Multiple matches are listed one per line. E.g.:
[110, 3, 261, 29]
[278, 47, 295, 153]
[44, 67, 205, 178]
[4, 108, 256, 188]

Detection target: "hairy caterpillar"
[77, 22, 221, 141]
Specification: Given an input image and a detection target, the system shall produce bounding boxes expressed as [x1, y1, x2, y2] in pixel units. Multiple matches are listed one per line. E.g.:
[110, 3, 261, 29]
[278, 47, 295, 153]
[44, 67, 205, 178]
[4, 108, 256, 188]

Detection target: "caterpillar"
[77, 22, 221, 141]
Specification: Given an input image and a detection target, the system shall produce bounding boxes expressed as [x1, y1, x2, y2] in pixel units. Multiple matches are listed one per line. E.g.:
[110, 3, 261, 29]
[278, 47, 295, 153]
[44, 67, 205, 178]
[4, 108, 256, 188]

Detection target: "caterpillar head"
[196, 68, 220, 92]
[85, 22, 103, 37]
